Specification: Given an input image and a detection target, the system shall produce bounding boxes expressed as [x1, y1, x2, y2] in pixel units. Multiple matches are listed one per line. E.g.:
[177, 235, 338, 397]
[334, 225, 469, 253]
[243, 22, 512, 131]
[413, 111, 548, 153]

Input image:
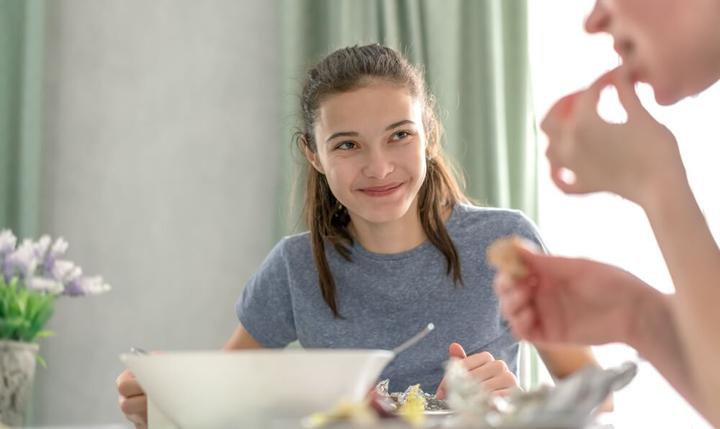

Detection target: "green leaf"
[35, 330, 54, 338]
[36, 354, 47, 369]
[1, 277, 56, 342]
[0, 317, 31, 341]
[30, 299, 54, 336]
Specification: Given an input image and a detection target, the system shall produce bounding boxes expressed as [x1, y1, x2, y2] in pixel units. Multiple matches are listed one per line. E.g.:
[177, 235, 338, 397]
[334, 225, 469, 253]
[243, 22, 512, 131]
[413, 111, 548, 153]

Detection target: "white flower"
[26, 276, 64, 295]
[0, 230, 17, 256]
[4, 240, 39, 279]
[33, 235, 52, 260]
[65, 276, 111, 296]
[49, 237, 69, 260]
[0, 231, 111, 298]
[52, 260, 82, 283]
[81, 276, 111, 296]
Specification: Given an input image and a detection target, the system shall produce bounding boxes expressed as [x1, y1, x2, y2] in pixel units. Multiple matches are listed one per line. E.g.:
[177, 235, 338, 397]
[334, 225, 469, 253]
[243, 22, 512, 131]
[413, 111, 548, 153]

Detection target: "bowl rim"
[119, 348, 395, 363]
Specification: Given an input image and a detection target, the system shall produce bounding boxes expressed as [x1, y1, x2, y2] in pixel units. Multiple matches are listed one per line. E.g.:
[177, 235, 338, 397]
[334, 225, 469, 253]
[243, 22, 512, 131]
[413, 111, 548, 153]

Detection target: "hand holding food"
[490, 239, 662, 347]
[435, 342, 519, 399]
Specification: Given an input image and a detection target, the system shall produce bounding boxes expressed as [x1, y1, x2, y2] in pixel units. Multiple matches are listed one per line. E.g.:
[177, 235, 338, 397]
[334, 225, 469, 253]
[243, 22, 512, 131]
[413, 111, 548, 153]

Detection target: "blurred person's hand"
[541, 66, 686, 208]
[116, 369, 147, 429]
[435, 343, 518, 399]
[492, 244, 665, 347]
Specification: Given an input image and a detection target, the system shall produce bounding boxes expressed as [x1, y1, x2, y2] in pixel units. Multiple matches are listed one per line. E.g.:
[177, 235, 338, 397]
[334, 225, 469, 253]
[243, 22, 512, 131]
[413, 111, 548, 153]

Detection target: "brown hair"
[295, 44, 469, 318]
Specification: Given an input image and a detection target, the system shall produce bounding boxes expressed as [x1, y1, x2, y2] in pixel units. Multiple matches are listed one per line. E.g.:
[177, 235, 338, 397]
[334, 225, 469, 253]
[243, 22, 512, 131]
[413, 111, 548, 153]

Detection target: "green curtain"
[0, 0, 45, 239]
[277, 0, 540, 387]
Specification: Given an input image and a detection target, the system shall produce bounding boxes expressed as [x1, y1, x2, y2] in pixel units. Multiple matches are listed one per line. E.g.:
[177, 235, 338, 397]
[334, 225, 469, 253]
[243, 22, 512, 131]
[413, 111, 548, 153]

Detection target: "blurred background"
[1, 0, 717, 427]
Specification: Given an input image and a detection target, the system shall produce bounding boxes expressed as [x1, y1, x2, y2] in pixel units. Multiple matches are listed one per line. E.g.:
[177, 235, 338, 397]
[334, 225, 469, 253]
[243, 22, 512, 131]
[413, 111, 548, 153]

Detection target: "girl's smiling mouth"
[358, 182, 404, 197]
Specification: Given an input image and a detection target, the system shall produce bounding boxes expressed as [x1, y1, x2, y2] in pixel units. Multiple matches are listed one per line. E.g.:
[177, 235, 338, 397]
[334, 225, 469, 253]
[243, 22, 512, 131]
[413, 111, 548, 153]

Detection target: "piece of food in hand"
[486, 235, 537, 278]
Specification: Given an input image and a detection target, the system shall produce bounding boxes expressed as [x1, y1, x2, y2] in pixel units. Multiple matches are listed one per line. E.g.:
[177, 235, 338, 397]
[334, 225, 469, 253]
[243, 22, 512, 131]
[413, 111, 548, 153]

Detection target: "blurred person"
[494, 0, 720, 425]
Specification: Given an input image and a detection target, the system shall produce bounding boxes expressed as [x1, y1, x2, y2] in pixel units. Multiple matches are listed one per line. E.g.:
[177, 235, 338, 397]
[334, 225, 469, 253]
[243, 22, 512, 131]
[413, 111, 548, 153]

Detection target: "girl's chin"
[350, 204, 414, 225]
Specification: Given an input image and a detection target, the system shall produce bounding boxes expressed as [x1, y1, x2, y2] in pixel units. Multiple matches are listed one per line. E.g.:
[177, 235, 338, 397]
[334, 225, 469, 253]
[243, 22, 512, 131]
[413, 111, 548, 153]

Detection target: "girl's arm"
[536, 345, 613, 411]
[223, 324, 265, 350]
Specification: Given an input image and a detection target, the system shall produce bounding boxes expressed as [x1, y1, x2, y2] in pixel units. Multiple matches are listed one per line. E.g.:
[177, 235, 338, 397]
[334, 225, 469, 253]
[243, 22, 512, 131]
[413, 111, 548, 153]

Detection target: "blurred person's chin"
[652, 85, 684, 106]
[619, 54, 708, 106]
[652, 77, 715, 106]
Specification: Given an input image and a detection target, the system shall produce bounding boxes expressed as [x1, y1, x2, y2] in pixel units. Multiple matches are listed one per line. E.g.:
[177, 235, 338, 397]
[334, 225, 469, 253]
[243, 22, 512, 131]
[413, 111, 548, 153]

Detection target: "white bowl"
[120, 349, 394, 428]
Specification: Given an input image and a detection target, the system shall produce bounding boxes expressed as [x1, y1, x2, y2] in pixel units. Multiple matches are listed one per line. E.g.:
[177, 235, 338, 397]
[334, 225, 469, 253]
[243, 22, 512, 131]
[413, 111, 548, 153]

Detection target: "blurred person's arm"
[538, 66, 718, 424]
[639, 174, 720, 425]
[493, 254, 704, 417]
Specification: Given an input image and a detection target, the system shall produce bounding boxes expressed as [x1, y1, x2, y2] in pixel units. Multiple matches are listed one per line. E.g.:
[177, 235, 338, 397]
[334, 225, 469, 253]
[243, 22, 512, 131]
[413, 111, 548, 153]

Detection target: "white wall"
[36, 0, 280, 424]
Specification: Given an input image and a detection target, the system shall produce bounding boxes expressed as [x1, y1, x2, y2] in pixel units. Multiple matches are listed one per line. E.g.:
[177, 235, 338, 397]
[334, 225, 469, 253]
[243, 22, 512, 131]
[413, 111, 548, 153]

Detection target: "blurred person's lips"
[629, 68, 644, 83]
[613, 38, 634, 60]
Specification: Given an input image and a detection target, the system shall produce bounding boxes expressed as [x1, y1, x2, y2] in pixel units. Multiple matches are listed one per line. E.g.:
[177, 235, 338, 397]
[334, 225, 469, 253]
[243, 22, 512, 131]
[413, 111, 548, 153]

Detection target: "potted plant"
[0, 230, 110, 426]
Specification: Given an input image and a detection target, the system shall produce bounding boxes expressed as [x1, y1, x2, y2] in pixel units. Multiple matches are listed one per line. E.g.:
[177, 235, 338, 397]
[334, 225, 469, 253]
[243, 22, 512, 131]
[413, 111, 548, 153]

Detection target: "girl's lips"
[359, 182, 404, 197]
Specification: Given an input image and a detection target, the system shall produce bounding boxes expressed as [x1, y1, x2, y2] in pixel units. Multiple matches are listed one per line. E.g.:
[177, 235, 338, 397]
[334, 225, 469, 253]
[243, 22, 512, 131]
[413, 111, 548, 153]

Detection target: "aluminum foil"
[443, 359, 637, 428]
[375, 379, 451, 412]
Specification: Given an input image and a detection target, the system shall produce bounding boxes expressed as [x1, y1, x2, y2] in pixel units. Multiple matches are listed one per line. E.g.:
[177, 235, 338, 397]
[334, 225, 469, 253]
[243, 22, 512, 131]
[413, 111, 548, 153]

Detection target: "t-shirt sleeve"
[235, 238, 297, 348]
[497, 211, 548, 336]
[508, 211, 548, 254]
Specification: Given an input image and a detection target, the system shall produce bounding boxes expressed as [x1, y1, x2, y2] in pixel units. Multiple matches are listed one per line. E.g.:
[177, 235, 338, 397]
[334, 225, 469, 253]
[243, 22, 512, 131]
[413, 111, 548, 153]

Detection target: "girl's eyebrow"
[326, 131, 358, 144]
[325, 119, 416, 144]
[385, 119, 415, 130]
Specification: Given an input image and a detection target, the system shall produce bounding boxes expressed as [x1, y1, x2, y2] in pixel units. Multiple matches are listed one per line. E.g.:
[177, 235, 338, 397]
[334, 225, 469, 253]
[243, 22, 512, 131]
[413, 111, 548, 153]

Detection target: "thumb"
[448, 342, 467, 359]
[435, 379, 448, 400]
[613, 67, 644, 119]
[436, 343, 467, 400]
[577, 68, 615, 113]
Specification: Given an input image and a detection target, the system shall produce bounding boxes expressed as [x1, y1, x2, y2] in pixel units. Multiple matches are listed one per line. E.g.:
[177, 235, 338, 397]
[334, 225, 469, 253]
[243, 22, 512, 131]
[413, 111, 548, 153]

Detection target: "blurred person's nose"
[585, 0, 611, 34]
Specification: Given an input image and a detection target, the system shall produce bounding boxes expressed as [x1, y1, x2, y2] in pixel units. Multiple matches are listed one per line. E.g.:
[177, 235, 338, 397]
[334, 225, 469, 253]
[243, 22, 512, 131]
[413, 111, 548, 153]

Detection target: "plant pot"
[0, 340, 38, 427]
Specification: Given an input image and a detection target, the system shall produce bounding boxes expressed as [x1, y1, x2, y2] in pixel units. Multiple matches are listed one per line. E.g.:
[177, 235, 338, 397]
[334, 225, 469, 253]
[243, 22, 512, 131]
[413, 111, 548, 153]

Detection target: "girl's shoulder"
[450, 203, 542, 245]
[271, 231, 312, 261]
[452, 203, 535, 229]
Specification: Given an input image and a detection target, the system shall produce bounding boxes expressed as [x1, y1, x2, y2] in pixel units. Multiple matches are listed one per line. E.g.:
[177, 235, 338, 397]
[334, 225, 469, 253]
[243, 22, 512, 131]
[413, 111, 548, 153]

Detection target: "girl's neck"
[348, 201, 452, 254]
[349, 201, 424, 254]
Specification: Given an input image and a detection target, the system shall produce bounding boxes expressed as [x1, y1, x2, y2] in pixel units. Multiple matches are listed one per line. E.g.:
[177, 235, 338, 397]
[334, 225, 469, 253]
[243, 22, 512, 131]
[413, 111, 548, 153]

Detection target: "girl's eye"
[391, 130, 413, 141]
[335, 141, 357, 150]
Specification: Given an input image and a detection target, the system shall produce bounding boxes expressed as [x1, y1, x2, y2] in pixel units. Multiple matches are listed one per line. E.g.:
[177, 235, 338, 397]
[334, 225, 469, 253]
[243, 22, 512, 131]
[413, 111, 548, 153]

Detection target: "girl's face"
[585, 0, 720, 105]
[307, 81, 427, 226]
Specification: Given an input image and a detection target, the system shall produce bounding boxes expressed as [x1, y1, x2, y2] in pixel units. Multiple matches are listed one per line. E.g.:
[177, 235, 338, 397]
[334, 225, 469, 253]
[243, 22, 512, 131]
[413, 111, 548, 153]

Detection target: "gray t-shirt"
[236, 204, 544, 393]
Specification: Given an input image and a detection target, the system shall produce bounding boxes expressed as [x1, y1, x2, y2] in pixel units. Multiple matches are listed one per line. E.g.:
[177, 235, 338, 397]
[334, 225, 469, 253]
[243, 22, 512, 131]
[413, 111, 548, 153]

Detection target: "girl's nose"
[363, 150, 395, 179]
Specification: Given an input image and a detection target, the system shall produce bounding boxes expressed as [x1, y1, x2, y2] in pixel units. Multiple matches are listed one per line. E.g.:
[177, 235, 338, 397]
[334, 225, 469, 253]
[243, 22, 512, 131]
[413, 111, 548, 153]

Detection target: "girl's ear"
[302, 140, 325, 174]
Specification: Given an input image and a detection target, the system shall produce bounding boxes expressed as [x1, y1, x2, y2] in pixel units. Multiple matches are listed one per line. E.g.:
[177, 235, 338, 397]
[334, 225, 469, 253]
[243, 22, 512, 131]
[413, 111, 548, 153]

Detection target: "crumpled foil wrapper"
[443, 358, 638, 427]
[375, 379, 450, 412]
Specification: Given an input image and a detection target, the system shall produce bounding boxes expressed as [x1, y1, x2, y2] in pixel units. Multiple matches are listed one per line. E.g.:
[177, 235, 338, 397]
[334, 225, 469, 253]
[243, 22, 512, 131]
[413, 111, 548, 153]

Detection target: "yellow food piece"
[303, 399, 377, 428]
[398, 384, 426, 427]
[486, 236, 534, 278]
